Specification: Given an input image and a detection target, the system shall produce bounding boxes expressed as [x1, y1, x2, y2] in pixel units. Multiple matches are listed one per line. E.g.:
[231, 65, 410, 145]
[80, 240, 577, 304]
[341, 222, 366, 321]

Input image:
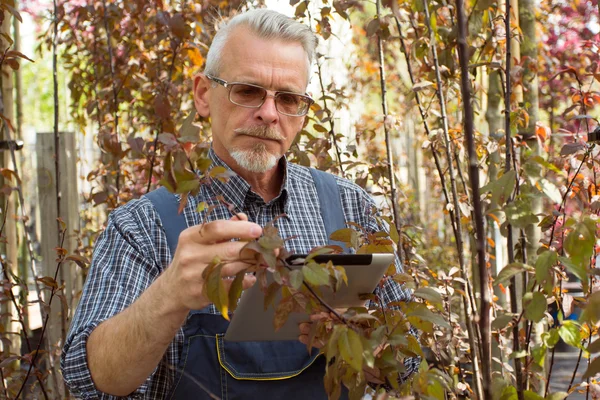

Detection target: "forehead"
[218, 27, 309, 92]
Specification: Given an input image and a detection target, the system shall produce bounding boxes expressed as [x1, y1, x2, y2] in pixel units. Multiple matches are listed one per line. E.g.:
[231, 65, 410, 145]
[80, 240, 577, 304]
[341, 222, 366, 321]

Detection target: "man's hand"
[162, 213, 262, 312]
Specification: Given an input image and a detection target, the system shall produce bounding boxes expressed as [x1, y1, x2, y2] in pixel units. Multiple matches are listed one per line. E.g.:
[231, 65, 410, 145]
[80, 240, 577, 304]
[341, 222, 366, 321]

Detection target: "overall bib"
[146, 169, 349, 400]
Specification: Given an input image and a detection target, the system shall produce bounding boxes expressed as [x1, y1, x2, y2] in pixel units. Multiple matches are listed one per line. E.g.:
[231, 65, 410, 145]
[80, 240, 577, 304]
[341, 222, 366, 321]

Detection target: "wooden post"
[0, 6, 20, 363]
[36, 131, 80, 397]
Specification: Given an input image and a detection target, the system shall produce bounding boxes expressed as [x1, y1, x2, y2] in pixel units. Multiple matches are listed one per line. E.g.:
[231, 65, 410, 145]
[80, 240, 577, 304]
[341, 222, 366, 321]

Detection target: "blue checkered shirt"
[61, 148, 418, 399]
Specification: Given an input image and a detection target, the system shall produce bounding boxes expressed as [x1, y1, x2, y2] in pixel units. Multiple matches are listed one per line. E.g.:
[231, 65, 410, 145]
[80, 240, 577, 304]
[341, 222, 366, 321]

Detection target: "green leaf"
[338, 328, 363, 372]
[407, 303, 451, 329]
[302, 262, 330, 286]
[558, 256, 588, 291]
[542, 328, 560, 348]
[559, 321, 582, 348]
[492, 313, 516, 330]
[204, 261, 229, 320]
[499, 385, 518, 400]
[289, 269, 303, 290]
[414, 287, 443, 307]
[583, 357, 600, 379]
[523, 292, 547, 322]
[495, 262, 533, 285]
[535, 250, 557, 282]
[227, 271, 245, 313]
[531, 344, 546, 367]
[329, 228, 360, 249]
[523, 390, 544, 400]
[481, 170, 515, 206]
[546, 393, 568, 400]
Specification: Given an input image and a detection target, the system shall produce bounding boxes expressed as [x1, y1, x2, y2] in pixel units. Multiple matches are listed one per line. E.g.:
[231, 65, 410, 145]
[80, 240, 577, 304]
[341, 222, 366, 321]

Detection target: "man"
[62, 9, 417, 399]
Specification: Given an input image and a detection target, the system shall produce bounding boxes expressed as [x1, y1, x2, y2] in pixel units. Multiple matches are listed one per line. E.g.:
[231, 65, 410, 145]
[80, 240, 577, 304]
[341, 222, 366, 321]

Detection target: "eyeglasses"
[205, 74, 314, 117]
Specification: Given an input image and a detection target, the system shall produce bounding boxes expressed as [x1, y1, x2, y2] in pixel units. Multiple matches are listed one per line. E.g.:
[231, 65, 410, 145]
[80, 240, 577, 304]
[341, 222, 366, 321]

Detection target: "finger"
[309, 312, 330, 322]
[191, 220, 262, 244]
[298, 322, 311, 335]
[230, 213, 248, 222]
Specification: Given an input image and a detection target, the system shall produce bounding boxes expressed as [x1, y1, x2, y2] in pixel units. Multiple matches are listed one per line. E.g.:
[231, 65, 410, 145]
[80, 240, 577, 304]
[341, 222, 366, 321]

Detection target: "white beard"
[229, 143, 279, 173]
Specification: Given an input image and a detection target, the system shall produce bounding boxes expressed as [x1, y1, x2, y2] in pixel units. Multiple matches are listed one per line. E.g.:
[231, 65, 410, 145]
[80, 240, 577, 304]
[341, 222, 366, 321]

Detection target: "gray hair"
[204, 9, 317, 81]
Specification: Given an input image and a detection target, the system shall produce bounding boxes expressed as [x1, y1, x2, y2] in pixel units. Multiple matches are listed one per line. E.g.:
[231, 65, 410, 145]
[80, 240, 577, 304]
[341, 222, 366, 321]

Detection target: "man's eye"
[236, 86, 262, 97]
[278, 94, 299, 105]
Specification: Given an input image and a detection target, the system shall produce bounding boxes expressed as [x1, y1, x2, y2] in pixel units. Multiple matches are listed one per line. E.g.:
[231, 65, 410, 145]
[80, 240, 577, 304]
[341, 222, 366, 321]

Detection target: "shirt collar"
[207, 146, 290, 211]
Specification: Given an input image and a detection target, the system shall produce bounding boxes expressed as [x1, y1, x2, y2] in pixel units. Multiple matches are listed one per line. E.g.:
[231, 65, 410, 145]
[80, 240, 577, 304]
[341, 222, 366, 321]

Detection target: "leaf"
[541, 328, 560, 348]
[481, 170, 516, 206]
[0, 355, 19, 368]
[228, 271, 245, 313]
[560, 142, 586, 156]
[583, 356, 600, 379]
[264, 281, 281, 310]
[6, 50, 33, 63]
[412, 80, 434, 92]
[258, 235, 284, 250]
[523, 390, 543, 400]
[588, 338, 600, 353]
[36, 276, 58, 289]
[413, 287, 443, 307]
[492, 313, 516, 330]
[366, 17, 380, 37]
[273, 297, 294, 331]
[289, 269, 303, 290]
[204, 261, 229, 320]
[546, 393, 568, 400]
[302, 262, 330, 286]
[407, 303, 450, 329]
[158, 133, 178, 147]
[65, 254, 90, 269]
[154, 94, 171, 120]
[495, 262, 532, 285]
[523, 292, 546, 322]
[329, 228, 359, 248]
[559, 321, 581, 349]
[338, 327, 363, 372]
[179, 110, 200, 140]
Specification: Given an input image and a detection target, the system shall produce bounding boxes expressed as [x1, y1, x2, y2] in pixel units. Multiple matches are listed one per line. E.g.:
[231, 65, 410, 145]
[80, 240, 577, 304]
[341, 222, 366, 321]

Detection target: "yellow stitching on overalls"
[168, 334, 215, 399]
[215, 336, 322, 381]
[217, 336, 227, 400]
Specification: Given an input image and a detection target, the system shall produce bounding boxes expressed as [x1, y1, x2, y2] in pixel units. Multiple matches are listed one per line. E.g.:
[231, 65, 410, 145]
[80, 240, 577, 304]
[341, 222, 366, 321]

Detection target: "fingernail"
[251, 226, 262, 237]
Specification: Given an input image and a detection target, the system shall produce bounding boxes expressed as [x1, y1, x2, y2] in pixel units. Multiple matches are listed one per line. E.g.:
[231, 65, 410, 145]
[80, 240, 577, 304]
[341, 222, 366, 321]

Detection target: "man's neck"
[235, 164, 283, 203]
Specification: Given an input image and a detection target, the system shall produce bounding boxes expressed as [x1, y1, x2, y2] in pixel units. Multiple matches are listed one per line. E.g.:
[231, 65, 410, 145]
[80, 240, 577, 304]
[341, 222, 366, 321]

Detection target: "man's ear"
[193, 74, 211, 118]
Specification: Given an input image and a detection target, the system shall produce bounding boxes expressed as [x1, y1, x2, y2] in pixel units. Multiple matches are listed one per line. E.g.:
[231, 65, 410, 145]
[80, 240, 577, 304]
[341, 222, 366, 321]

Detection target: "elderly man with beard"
[61, 8, 418, 400]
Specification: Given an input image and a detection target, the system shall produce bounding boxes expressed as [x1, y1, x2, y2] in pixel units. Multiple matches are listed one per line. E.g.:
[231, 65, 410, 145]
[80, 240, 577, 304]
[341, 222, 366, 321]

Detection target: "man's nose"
[255, 94, 279, 124]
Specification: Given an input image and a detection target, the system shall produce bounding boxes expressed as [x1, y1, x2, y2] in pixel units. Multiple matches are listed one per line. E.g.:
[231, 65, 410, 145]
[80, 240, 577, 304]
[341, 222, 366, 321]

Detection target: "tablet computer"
[224, 253, 395, 342]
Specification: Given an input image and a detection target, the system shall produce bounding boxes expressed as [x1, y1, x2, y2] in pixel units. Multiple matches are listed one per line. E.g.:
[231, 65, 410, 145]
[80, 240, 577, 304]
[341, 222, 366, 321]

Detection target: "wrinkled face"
[194, 27, 309, 173]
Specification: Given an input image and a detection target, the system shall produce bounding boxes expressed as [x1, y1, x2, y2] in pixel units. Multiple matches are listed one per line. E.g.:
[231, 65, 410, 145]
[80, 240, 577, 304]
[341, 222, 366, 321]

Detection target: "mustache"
[234, 126, 284, 140]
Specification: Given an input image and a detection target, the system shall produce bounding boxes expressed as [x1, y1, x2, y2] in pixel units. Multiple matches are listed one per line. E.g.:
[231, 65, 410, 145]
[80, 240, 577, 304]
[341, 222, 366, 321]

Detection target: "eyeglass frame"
[205, 74, 314, 117]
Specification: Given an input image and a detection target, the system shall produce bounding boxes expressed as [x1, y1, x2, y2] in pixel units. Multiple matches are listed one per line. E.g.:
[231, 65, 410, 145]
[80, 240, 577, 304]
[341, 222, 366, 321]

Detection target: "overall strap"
[309, 168, 348, 251]
[144, 187, 187, 256]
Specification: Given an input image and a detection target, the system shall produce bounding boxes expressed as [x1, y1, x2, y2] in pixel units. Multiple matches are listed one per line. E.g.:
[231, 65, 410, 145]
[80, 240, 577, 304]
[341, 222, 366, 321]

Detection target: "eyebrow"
[234, 78, 304, 94]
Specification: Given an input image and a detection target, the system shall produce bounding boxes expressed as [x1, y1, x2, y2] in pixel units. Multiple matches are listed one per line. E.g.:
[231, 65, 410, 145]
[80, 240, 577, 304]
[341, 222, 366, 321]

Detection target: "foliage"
[0, 0, 598, 399]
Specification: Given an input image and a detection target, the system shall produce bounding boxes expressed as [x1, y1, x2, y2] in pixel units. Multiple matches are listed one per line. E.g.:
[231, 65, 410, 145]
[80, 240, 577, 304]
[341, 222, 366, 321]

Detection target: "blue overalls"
[145, 169, 350, 399]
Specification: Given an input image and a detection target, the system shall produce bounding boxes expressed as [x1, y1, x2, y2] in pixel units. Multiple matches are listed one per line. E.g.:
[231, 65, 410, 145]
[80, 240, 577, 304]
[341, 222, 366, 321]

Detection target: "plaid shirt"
[61, 148, 418, 399]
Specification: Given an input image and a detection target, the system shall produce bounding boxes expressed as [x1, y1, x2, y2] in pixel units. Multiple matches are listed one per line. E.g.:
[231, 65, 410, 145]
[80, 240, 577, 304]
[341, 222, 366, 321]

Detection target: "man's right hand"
[86, 213, 262, 396]
[161, 212, 262, 312]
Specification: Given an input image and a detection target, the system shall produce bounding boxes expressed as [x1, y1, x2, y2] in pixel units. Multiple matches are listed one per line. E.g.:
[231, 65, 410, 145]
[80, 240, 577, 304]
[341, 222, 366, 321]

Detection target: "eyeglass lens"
[229, 83, 310, 116]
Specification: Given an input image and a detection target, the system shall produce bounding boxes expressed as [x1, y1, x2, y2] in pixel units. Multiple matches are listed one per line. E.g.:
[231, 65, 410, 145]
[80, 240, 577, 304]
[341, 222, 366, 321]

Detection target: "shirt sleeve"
[61, 200, 166, 399]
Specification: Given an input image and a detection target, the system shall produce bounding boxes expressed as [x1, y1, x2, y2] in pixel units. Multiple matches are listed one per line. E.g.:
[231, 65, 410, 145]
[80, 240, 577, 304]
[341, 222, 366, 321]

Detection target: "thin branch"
[422, 2, 484, 397]
[504, 2, 524, 397]
[375, 0, 401, 240]
[456, 0, 492, 398]
[16, 229, 68, 399]
[306, 7, 346, 178]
